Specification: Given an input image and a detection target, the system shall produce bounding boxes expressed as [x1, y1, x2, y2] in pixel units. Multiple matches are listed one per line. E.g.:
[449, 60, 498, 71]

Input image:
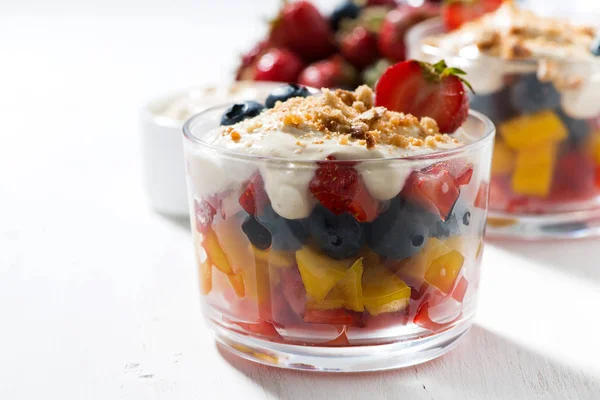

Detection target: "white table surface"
[1, 1, 600, 399]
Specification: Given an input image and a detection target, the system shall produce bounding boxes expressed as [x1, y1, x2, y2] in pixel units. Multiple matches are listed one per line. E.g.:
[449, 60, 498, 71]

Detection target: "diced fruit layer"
[296, 246, 350, 302]
[499, 111, 567, 150]
[491, 140, 515, 177]
[362, 265, 411, 316]
[511, 143, 557, 197]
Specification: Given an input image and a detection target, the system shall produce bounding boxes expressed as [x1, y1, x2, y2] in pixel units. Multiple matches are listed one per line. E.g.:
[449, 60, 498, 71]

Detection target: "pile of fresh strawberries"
[235, 0, 503, 89]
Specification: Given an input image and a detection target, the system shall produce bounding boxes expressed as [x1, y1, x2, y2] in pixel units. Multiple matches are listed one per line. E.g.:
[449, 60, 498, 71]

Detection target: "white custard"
[187, 86, 468, 220]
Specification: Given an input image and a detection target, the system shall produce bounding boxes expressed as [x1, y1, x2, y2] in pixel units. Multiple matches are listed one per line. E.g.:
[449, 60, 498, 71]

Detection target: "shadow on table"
[217, 325, 599, 400]
[159, 213, 191, 232]
[489, 238, 600, 284]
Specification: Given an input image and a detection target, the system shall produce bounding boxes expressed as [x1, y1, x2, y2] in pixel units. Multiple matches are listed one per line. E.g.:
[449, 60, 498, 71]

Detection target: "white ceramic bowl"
[140, 82, 283, 216]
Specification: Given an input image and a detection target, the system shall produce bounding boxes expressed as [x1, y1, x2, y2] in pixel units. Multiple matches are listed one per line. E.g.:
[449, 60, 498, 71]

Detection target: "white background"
[1, 1, 600, 399]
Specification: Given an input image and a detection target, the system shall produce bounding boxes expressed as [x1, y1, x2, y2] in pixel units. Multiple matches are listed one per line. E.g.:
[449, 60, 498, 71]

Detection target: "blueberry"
[309, 205, 365, 260]
[469, 87, 517, 125]
[509, 74, 561, 114]
[241, 215, 272, 250]
[433, 201, 470, 239]
[556, 109, 591, 145]
[591, 34, 600, 56]
[365, 198, 438, 260]
[329, 1, 361, 31]
[220, 101, 264, 126]
[265, 84, 311, 109]
[256, 204, 309, 251]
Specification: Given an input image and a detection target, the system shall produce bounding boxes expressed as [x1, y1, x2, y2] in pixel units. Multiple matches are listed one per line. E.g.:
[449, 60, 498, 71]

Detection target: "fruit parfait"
[183, 61, 494, 372]
[408, 1, 600, 238]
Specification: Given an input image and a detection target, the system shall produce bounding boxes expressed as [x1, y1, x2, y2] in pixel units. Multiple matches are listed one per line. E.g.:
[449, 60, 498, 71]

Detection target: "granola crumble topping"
[426, 2, 597, 61]
[218, 85, 458, 150]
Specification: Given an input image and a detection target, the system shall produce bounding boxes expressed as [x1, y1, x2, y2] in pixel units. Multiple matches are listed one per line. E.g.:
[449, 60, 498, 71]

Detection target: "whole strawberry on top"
[375, 59, 473, 133]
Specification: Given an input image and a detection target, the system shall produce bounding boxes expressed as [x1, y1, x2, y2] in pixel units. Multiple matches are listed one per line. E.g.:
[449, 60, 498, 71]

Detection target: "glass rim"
[408, 17, 600, 68]
[182, 104, 496, 164]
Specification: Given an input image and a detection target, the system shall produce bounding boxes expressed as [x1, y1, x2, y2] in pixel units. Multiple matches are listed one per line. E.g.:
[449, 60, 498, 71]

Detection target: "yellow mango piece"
[499, 110, 567, 149]
[337, 258, 364, 312]
[214, 217, 253, 272]
[511, 143, 557, 197]
[252, 246, 295, 268]
[203, 228, 234, 275]
[425, 250, 465, 294]
[227, 272, 246, 298]
[306, 287, 346, 310]
[362, 265, 411, 316]
[296, 246, 350, 302]
[492, 140, 516, 176]
[402, 238, 452, 280]
[198, 258, 212, 295]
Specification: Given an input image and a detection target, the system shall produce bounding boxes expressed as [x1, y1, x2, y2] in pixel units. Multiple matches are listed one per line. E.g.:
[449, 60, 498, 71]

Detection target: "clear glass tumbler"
[183, 104, 494, 372]
[408, 18, 600, 239]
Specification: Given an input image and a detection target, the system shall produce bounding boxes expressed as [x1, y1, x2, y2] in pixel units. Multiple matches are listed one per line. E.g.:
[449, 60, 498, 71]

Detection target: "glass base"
[486, 208, 600, 240]
[211, 319, 472, 372]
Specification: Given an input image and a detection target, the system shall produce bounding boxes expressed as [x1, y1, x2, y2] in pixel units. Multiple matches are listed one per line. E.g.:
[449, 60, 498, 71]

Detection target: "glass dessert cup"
[408, 18, 600, 240]
[183, 105, 494, 372]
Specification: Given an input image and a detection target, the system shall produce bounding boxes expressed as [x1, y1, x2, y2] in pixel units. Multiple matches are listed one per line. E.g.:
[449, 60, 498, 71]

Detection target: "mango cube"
[401, 238, 452, 280]
[337, 258, 364, 312]
[362, 265, 411, 316]
[203, 228, 234, 275]
[492, 140, 516, 176]
[425, 250, 465, 294]
[511, 143, 558, 197]
[306, 287, 346, 310]
[296, 246, 350, 302]
[500, 111, 567, 150]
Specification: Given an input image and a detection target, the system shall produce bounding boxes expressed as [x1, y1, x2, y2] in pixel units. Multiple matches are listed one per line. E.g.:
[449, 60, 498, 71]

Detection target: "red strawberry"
[427, 160, 474, 186]
[253, 48, 305, 83]
[474, 181, 489, 210]
[401, 166, 460, 220]
[270, 1, 336, 62]
[309, 156, 379, 222]
[442, 0, 503, 31]
[298, 55, 357, 88]
[550, 152, 596, 201]
[375, 60, 471, 133]
[235, 40, 271, 81]
[340, 26, 379, 70]
[194, 198, 216, 233]
[303, 309, 361, 325]
[378, 4, 440, 62]
[239, 173, 270, 215]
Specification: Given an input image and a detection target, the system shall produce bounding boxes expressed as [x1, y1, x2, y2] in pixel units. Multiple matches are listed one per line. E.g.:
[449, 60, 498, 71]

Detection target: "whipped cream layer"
[187, 86, 470, 220]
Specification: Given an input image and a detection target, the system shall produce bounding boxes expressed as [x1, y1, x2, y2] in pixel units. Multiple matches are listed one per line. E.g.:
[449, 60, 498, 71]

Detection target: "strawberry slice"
[239, 173, 270, 216]
[426, 160, 474, 186]
[452, 276, 469, 303]
[309, 156, 380, 222]
[474, 181, 489, 210]
[442, 0, 504, 31]
[303, 309, 362, 326]
[375, 60, 472, 133]
[413, 301, 462, 331]
[401, 167, 460, 220]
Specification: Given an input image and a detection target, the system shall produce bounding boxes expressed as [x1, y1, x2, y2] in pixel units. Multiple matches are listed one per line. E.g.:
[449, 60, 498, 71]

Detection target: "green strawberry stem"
[416, 59, 475, 93]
